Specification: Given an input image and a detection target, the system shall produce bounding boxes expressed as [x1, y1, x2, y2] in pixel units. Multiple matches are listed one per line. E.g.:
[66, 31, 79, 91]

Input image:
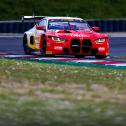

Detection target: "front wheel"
[95, 55, 107, 59]
[75, 55, 85, 58]
[40, 39, 47, 56]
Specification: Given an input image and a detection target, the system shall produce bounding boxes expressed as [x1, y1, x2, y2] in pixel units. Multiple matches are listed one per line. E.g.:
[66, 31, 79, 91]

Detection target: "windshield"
[48, 19, 91, 31]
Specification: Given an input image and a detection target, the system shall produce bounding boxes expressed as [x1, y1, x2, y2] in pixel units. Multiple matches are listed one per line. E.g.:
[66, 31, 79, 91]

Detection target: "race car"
[23, 16, 109, 59]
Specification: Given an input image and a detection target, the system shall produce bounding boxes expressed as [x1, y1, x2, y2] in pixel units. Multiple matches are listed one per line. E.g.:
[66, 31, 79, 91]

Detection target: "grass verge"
[0, 59, 126, 126]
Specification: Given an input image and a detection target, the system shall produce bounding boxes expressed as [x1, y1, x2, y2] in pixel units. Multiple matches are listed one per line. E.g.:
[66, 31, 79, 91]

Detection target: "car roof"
[43, 16, 83, 20]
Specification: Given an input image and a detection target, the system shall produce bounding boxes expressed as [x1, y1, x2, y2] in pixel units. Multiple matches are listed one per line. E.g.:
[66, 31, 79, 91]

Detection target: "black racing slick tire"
[95, 55, 107, 59]
[75, 55, 85, 58]
[23, 34, 32, 55]
[40, 39, 54, 57]
[41, 38, 47, 56]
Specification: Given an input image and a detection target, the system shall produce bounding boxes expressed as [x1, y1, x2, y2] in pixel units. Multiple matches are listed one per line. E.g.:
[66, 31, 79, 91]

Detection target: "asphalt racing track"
[0, 35, 126, 69]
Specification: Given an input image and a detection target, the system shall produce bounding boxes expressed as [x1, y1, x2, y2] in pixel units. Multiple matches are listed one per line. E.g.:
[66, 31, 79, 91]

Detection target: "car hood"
[47, 30, 108, 40]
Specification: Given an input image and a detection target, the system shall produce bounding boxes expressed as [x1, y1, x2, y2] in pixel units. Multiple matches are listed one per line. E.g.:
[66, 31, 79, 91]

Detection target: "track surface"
[0, 36, 126, 69]
[0, 37, 125, 56]
[0, 37, 23, 54]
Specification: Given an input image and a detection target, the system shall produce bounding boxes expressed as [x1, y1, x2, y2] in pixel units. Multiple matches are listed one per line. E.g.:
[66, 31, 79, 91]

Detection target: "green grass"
[1, 0, 126, 20]
[0, 59, 126, 126]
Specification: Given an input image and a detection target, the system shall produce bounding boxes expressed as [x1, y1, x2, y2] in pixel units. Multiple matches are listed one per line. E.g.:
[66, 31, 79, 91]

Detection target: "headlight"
[51, 36, 65, 42]
[94, 38, 105, 43]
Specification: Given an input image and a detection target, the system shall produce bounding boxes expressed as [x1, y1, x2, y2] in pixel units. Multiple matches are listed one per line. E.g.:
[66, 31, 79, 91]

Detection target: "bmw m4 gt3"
[23, 16, 109, 59]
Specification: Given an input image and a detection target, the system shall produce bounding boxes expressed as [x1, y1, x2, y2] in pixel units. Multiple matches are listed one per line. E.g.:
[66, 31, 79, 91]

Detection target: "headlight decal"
[94, 38, 106, 43]
[51, 36, 66, 42]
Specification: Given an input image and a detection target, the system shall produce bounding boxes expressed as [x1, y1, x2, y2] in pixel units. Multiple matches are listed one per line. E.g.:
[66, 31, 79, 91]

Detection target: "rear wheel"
[95, 55, 107, 59]
[23, 35, 35, 55]
[23, 34, 31, 54]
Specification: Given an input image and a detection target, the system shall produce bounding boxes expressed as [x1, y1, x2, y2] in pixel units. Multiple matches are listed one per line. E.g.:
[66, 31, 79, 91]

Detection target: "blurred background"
[0, 0, 126, 20]
[0, 0, 126, 33]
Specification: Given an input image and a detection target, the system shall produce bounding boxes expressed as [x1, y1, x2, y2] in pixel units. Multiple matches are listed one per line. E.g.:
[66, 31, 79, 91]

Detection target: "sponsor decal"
[70, 34, 89, 38]
[54, 46, 63, 50]
[46, 51, 52, 54]
[98, 47, 105, 51]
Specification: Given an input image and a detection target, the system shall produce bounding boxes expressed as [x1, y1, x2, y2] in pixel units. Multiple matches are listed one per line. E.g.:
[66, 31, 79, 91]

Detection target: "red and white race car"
[23, 16, 109, 59]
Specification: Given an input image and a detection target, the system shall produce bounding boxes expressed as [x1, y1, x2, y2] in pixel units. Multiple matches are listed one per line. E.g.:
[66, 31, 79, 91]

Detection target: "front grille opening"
[82, 39, 92, 53]
[70, 39, 80, 53]
[91, 48, 98, 55]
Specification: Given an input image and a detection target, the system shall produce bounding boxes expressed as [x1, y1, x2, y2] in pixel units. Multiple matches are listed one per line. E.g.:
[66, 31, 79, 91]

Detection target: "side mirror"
[92, 26, 100, 32]
[36, 25, 45, 30]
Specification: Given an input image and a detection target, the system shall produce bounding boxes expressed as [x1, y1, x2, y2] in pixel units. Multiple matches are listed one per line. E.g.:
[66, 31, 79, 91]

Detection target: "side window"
[39, 19, 47, 27]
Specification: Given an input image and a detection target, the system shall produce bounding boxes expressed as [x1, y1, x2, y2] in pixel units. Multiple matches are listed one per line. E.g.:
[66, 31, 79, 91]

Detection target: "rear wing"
[21, 16, 47, 31]
[21, 16, 47, 22]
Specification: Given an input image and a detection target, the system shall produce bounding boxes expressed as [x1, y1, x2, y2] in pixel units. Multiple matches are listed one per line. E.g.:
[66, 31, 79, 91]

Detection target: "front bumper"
[46, 38, 109, 56]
